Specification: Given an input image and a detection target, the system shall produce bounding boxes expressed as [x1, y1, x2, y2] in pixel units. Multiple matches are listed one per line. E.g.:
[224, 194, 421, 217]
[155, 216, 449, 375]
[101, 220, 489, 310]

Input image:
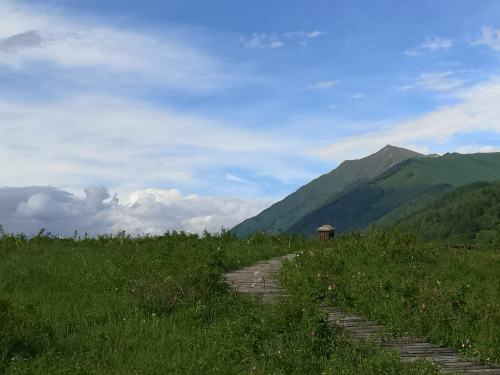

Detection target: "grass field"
[281, 231, 500, 365]
[1, 230, 497, 373]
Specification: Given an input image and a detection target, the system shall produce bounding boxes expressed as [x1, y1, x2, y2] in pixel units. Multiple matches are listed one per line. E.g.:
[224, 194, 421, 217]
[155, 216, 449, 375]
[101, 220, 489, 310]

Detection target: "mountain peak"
[378, 144, 421, 154]
[363, 145, 423, 170]
[232, 145, 423, 237]
[339, 145, 422, 167]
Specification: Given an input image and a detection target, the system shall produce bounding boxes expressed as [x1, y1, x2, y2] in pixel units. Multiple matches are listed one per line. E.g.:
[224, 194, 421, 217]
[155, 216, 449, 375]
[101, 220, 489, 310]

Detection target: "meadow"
[281, 231, 500, 365]
[0, 229, 497, 374]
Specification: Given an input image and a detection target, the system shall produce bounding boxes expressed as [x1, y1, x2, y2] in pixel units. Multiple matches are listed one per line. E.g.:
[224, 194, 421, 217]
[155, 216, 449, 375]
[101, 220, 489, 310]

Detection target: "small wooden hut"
[317, 224, 335, 240]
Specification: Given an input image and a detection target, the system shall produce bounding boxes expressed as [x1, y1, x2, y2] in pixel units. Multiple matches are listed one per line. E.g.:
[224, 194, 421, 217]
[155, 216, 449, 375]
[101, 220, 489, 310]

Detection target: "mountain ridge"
[289, 151, 500, 236]
[231, 145, 423, 237]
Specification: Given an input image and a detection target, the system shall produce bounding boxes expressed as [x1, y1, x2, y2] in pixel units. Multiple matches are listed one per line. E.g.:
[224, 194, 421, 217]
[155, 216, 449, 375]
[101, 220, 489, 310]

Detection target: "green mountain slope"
[290, 152, 500, 236]
[231, 145, 422, 237]
[394, 181, 500, 244]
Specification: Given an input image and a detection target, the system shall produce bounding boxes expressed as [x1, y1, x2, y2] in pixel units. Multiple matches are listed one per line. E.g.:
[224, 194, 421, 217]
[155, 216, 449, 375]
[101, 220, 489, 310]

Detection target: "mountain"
[289, 152, 500, 236]
[231, 145, 423, 237]
[394, 181, 500, 244]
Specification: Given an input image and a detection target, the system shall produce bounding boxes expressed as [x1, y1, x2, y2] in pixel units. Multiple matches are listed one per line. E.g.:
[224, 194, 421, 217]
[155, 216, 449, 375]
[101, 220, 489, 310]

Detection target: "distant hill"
[231, 145, 423, 237]
[289, 152, 500, 236]
[394, 181, 500, 244]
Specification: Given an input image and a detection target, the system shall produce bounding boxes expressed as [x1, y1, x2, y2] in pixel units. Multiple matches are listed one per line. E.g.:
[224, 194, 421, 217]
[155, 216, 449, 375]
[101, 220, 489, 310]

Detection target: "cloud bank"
[0, 186, 269, 236]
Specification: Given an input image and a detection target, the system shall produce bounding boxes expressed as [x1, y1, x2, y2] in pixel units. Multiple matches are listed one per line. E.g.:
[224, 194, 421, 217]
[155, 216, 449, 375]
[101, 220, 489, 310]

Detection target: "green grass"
[281, 230, 500, 365]
[0, 231, 436, 374]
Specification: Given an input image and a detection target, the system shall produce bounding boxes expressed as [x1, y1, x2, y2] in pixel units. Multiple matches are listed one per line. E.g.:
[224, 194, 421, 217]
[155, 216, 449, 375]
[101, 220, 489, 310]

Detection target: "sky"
[1, 0, 500, 235]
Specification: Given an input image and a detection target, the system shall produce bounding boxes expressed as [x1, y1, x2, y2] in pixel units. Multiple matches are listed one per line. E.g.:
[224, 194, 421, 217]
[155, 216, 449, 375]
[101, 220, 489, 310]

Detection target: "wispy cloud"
[0, 95, 318, 194]
[416, 71, 464, 92]
[456, 145, 500, 154]
[283, 30, 326, 41]
[405, 36, 453, 56]
[241, 30, 325, 50]
[303, 80, 337, 91]
[0, 30, 42, 50]
[225, 174, 253, 184]
[0, 1, 232, 93]
[473, 27, 500, 51]
[312, 77, 500, 162]
[397, 71, 464, 93]
[241, 33, 284, 49]
[420, 37, 454, 51]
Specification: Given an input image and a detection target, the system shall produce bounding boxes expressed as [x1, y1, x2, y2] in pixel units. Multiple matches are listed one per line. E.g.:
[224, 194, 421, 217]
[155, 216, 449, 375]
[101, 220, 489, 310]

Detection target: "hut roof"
[317, 224, 335, 232]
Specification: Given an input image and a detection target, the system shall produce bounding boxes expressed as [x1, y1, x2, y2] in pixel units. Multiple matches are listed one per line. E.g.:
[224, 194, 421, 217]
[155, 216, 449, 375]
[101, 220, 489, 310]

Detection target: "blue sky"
[1, 0, 500, 233]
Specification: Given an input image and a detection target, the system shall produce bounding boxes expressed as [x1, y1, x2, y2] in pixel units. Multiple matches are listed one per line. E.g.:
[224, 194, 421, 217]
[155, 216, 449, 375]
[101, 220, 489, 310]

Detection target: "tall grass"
[281, 230, 500, 364]
[0, 231, 435, 374]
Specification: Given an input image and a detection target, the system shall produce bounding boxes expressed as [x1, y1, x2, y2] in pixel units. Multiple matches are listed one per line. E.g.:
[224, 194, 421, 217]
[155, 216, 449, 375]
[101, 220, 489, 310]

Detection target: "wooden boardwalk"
[225, 254, 500, 375]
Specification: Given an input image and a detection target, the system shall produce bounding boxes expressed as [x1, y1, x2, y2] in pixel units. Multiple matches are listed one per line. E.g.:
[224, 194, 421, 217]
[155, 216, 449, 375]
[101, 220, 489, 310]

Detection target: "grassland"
[0, 231, 440, 374]
[281, 231, 500, 365]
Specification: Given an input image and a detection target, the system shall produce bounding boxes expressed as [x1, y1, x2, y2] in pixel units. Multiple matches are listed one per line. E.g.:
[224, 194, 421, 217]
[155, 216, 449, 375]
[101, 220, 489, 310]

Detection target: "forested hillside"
[394, 181, 500, 244]
[232, 145, 422, 237]
[290, 152, 500, 236]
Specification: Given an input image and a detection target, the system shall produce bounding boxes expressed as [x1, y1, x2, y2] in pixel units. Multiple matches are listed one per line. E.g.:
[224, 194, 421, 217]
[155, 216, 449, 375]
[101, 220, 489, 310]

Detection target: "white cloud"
[456, 145, 500, 154]
[474, 27, 500, 51]
[404, 49, 420, 57]
[312, 77, 500, 162]
[0, 1, 231, 93]
[0, 186, 269, 235]
[242, 34, 284, 50]
[241, 30, 325, 50]
[308, 31, 326, 38]
[0, 94, 315, 192]
[283, 30, 326, 39]
[405, 36, 453, 56]
[416, 71, 464, 92]
[304, 80, 337, 90]
[420, 37, 453, 51]
[269, 41, 284, 49]
[225, 174, 252, 184]
[396, 84, 415, 91]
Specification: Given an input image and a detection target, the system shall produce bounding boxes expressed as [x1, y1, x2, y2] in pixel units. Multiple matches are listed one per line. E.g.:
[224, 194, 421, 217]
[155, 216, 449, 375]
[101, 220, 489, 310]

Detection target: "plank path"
[225, 254, 500, 374]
